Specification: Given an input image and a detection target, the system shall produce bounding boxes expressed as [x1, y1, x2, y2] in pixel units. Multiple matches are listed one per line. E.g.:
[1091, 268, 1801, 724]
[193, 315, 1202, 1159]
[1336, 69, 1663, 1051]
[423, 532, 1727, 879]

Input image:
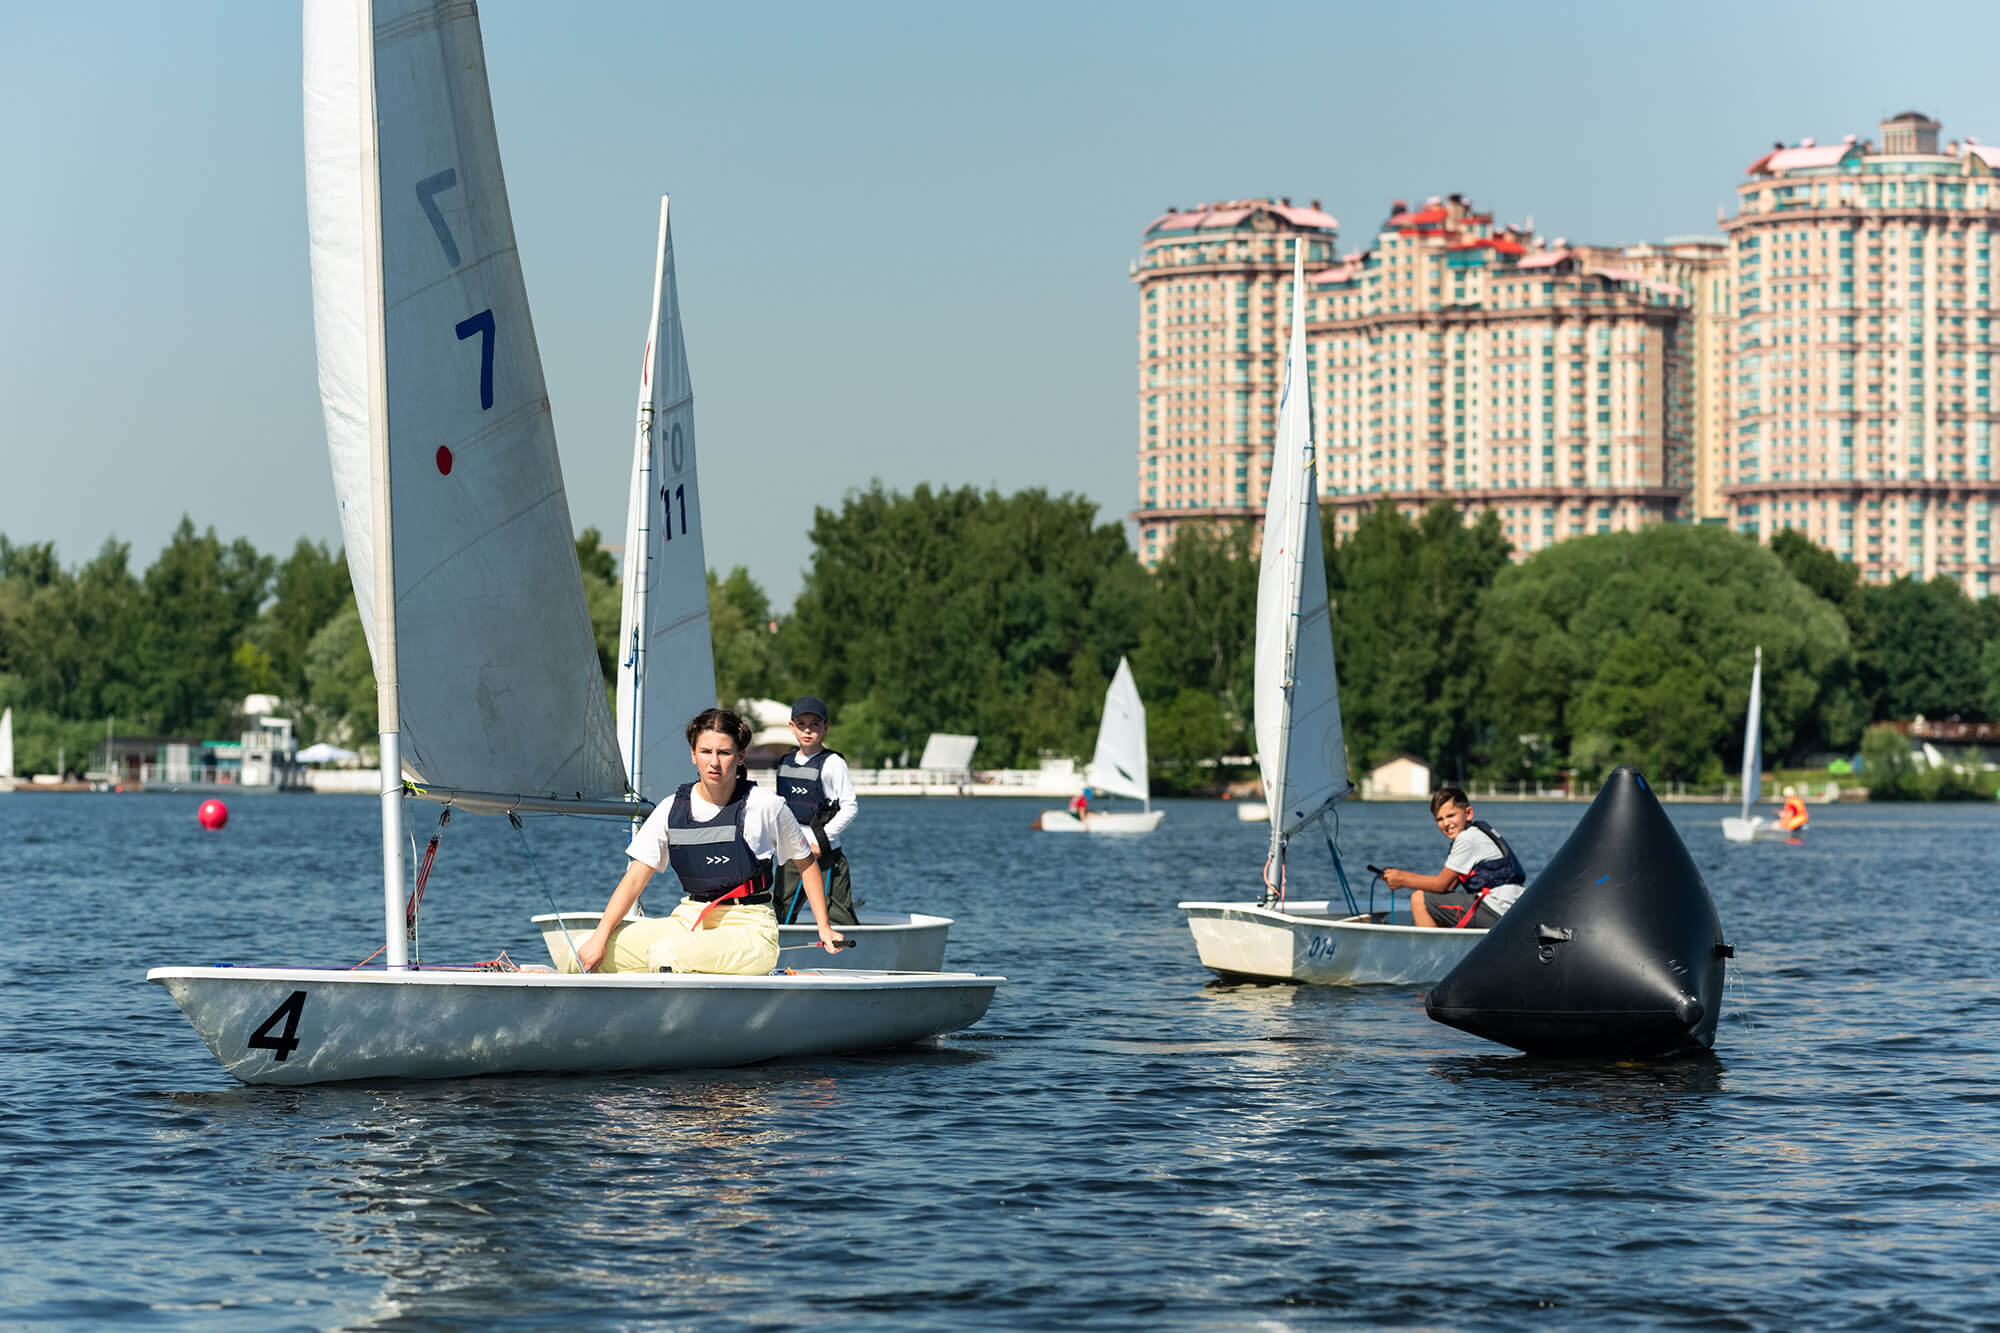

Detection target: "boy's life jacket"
[665, 780, 774, 902]
[1457, 820, 1527, 894]
[774, 748, 843, 828]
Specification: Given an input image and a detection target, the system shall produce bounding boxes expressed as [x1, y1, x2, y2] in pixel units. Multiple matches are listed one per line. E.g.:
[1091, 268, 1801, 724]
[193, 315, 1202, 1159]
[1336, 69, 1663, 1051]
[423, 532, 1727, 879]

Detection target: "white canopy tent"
[296, 742, 360, 764]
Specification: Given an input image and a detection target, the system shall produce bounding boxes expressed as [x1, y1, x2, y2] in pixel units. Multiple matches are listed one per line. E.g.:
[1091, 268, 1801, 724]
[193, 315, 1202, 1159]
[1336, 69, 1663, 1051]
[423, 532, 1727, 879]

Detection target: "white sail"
[1085, 657, 1149, 805]
[1251, 246, 1350, 842]
[615, 197, 714, 804]
[304, 0, 623, 803]
[1740, 646, 1763, 820]
[0, 706, 12, 781]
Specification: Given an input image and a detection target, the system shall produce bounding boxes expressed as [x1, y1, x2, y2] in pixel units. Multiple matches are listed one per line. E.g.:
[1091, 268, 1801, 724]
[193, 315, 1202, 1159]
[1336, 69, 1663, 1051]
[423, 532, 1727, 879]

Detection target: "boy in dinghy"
[1381, 786, 1527, 929]
[771, 696, 860, 926]
[572, 708, 843, 974]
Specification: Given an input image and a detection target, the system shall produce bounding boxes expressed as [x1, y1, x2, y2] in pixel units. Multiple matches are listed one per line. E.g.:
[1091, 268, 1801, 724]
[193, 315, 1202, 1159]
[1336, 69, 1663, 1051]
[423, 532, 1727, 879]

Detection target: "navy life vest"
[665, 781, 774, 902]
[1458, 820, 1527, 894]
[774, 748, 842, 830]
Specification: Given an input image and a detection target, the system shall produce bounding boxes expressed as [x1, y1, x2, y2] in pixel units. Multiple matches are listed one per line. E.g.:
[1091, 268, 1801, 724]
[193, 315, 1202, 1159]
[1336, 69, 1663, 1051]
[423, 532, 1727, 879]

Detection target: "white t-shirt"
[627, 785, 811, 884]
[1445, 824, 1525, 915]
[778, 748, 859, 850]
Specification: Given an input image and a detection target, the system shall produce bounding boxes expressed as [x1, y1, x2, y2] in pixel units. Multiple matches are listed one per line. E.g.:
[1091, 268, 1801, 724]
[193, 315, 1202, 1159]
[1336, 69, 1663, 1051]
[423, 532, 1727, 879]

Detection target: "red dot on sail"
[436, 446, 453, 475]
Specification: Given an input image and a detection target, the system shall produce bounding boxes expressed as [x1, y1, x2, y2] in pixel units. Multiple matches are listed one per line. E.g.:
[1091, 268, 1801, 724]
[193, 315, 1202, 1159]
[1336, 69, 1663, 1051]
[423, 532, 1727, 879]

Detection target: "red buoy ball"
[197, 799, 229, 830]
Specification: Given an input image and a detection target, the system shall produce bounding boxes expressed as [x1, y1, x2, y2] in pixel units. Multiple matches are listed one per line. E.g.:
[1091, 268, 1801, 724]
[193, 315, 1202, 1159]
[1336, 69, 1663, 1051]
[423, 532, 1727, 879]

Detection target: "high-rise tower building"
[1313, 196, 1693, 554]
[1130, 199, 1339, 565]
[1725, 113, 2000, 592]
[1619, 239, 1733, 522]
[1130, 195, 1697, 565]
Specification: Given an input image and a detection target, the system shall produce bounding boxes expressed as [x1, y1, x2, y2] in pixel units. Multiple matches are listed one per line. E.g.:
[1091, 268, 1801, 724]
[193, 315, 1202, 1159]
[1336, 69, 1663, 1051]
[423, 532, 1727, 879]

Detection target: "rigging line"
[1261, 838, 1287, 908]
[509, 811, 584, 973]
[1322, 802, 1360, 916]
[406, 807, 452, 963]
[406, 829, 420, 963]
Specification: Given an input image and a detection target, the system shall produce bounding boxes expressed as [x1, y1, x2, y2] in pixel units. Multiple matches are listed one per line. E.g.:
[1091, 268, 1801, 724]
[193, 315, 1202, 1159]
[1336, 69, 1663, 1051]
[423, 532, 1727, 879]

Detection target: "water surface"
[1, 792, 1994, 1329]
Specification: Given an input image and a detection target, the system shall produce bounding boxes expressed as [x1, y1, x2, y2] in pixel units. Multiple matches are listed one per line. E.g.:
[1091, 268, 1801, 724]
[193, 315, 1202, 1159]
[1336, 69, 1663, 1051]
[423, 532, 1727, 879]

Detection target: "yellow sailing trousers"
[561, 898, 780, 976]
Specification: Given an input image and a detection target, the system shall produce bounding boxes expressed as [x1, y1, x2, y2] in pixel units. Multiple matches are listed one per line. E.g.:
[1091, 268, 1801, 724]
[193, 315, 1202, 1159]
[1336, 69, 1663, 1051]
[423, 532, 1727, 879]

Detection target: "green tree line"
[6, 493, 1997, 786]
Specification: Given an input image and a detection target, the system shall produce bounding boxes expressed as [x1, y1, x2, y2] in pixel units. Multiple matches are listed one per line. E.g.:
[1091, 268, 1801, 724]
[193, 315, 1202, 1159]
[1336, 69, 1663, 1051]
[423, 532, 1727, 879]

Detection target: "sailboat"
[1036, 657, 1165, 834]
[530, 196, 952, 973]
[147, 0, 998, 1085]
[0, 707, 14, 793]
[1178, 248, 1487, 985]
[1721, 646, 1789, 843]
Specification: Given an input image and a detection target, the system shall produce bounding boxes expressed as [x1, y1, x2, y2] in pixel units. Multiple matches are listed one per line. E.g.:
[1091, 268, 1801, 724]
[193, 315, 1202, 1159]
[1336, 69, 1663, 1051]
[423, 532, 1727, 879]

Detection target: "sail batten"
[1252, 246, 1351, 848]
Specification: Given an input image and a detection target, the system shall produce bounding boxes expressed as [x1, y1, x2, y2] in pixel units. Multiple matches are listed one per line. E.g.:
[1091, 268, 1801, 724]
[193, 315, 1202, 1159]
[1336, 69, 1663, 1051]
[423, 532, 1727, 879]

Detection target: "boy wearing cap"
[772, 696, 860, 925]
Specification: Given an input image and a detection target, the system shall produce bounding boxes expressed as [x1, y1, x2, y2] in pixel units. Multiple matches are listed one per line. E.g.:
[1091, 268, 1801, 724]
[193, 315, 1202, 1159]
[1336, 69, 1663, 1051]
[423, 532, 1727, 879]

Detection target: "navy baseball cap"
[791, 696, 829, 722]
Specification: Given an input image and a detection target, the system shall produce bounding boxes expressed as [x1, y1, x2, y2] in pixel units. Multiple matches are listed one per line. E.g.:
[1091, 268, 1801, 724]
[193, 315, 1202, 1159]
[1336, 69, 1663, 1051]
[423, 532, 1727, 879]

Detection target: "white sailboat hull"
[1036, 809, 1165, 835]
[531, 910, 953, 973]
[1234, 802, 1268, 822]
[1179, 899, 1487, 986]
[149, 965, 1000, 1086]
[1721, 816, 1794, 844]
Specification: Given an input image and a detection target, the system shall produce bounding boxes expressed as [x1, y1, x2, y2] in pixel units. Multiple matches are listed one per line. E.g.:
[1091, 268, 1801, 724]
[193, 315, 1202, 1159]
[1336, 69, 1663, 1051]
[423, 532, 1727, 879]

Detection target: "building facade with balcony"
[1129, 198, 1339, 565]
[1130, 195, 1699, 565]
[1724, 112, 2000, 593]
[1311, 196, 1693, 554]
[1619, 238, 1733, 522]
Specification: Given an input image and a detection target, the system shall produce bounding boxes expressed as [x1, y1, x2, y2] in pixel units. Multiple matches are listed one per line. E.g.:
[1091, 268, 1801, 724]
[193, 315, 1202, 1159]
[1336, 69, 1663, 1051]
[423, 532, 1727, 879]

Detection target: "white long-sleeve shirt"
[779, 748, 858, 851]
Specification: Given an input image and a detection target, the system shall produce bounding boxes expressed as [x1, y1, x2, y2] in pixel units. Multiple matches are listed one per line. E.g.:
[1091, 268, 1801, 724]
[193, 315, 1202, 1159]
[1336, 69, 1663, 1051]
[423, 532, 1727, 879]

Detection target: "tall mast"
[357, 0, 406, 968]
[622, 198, 673, 827]
[1265, 241, 1312, 878]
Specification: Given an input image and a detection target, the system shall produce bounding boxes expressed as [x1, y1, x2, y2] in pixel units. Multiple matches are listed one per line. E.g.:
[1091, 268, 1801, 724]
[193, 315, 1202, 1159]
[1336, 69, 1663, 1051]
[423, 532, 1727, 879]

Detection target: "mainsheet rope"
[510, 811, 585, 972]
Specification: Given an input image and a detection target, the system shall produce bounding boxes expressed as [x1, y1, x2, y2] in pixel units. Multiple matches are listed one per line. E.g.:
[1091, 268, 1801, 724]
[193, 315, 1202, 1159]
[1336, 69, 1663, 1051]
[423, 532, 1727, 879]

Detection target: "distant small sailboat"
[1179, 247, 1488, 985]
[1721, 646, 1790, 844]
[0, 707, 14, 793]
[1037, 657, 1164, 834]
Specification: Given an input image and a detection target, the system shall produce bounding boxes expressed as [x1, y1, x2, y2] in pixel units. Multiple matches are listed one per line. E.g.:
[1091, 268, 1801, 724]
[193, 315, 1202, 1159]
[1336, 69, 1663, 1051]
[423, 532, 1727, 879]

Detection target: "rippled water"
[2, 790, 1996, 1329]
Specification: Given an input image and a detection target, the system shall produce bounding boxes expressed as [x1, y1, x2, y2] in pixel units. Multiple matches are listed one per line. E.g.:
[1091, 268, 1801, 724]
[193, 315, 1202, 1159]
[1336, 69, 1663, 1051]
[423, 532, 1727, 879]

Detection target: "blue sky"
[4, 1, 1995, 608]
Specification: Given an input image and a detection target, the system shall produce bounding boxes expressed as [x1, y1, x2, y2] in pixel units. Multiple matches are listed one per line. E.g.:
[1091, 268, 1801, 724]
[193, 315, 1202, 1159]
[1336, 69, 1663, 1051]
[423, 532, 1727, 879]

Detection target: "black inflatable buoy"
[1425, 767, 1732, 1058]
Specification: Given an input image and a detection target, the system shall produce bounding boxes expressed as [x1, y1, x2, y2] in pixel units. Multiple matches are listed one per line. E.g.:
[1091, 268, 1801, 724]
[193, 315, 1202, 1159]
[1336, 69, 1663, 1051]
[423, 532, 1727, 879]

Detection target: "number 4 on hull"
[247, 990, 307, 1061]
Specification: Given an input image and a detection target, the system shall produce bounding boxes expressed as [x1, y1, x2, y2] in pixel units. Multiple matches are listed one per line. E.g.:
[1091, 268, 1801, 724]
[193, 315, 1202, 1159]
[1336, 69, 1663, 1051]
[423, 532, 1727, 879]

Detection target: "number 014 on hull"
[1179, 900, 1487, 986]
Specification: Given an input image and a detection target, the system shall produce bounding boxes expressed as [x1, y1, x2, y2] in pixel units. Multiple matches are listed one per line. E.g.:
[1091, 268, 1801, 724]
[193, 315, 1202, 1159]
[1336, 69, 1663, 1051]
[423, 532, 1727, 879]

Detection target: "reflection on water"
[1428, 1050, 1728, 1100]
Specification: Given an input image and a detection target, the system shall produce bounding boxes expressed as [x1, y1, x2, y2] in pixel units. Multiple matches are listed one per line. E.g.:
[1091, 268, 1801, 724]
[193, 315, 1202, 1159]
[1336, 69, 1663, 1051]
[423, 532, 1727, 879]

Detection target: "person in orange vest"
[1778, 785, 1809, 833]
